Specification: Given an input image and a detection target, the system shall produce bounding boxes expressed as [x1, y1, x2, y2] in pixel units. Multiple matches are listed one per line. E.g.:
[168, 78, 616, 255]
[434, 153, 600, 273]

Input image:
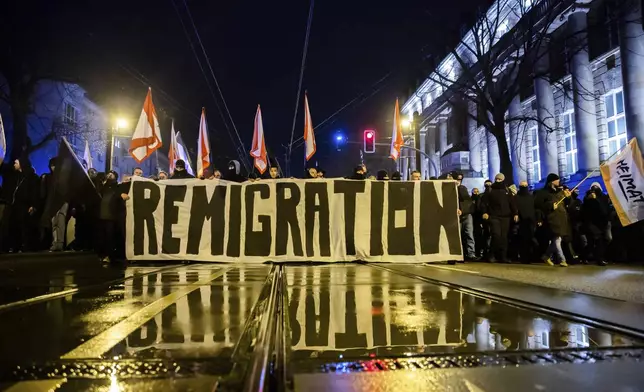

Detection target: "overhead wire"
[180, 0, 251, 170]
[290, 71, 393, 150]
[287, 0, 316, 167]
[169, 0, 248, 168]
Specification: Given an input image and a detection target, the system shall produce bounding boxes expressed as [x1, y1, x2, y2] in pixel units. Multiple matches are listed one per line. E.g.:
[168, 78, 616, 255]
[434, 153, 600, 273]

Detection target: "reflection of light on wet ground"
[389, 291, 441, 334]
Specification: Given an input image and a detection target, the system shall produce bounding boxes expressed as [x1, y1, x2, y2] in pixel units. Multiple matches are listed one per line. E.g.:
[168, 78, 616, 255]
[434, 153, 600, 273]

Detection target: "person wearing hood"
[475, 180, 493, 258]
[390, 171, 402, 181]
[376, 170, 389, 180]
[534, 173, 571, 267]
[515, 181, 539, 263]
[3, 156, 40, 252]
[347, 165, 365, 180]
[171, 160, 194, 179]
[582, 182, 610, 266]
[480, 173, 518, 263]
[97, 170, 123, 263]
[225, 160, 245, 182]
[317, 169, 326, 178]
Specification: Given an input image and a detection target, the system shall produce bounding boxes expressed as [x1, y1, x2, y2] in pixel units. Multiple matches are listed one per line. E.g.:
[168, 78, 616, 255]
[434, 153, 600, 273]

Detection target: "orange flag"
[390, 98, 404, 160]
[129, 88, 162, 163]
[197, 108, 211, 177]
[303, 93, 316, 161]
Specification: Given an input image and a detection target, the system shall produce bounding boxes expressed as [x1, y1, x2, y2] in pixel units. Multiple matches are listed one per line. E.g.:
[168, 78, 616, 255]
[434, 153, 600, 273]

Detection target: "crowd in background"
[0, 152, 641, 265]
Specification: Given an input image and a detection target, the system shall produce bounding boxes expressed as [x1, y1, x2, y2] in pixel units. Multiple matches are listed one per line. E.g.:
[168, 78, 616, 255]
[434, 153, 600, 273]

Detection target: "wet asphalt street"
[1, 256, 644, 391]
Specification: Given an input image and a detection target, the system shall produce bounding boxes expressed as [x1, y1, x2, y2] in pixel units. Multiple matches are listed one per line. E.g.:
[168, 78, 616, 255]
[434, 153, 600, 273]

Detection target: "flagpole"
[553, 141, 631, 208]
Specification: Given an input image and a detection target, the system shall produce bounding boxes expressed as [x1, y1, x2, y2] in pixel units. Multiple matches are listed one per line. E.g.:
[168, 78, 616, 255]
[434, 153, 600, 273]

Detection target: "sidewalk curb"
[0, 250, 96, 262]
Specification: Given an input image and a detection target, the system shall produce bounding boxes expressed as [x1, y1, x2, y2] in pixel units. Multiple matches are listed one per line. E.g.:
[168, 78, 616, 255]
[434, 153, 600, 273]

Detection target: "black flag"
[41, 138, 100, 225]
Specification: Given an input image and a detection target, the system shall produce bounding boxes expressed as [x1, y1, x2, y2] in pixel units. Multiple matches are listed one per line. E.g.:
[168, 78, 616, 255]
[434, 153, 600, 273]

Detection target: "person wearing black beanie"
[534, 172, 571, 267]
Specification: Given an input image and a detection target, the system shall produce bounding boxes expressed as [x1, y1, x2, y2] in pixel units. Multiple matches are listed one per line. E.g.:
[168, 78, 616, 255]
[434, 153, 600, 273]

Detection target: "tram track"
[0, 263, 189, 314]
[367, 263, 644, 342]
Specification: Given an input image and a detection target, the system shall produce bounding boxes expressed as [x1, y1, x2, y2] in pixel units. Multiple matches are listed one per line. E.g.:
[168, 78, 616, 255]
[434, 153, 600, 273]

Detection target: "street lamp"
[401, 119, 411, 129]
[106, 118, 129, 172]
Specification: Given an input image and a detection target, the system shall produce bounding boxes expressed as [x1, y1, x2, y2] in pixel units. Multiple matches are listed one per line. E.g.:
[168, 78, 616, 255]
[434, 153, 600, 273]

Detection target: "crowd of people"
[0, 152, 639, 266]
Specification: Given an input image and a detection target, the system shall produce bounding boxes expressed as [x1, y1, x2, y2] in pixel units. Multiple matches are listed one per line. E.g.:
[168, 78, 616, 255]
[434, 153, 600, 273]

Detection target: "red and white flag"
[168, 121, 178, 173]
[303, 93, 316, 161]
[250, 105, 268, 174]
[197, 108, 211, 177]
[390, 98, 404, 160]
[129, 88, 162, 163]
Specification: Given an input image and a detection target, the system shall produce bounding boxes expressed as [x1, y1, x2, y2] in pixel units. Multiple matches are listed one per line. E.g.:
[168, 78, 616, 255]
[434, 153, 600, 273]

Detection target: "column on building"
[487, 130, 500, 180]
[619, 1, 644, 149]
[401, 144, 410, 180]
[427, 124, 438, 177]
[419, 127, 428, 178]
[568, 10, 599, 174]
[438, 115, 449, 155]
[468, 101, 482, 174]
[508, 95, 527, 183]
[534, 41, 559, 180]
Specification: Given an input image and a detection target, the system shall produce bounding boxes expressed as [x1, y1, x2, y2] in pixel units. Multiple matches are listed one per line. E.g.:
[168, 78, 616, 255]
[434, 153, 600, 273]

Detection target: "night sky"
[6, 0, 489, 176]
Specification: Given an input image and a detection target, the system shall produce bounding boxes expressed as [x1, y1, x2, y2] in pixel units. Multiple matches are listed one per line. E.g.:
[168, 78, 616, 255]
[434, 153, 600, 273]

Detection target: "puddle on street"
[285, 265, 643, 361]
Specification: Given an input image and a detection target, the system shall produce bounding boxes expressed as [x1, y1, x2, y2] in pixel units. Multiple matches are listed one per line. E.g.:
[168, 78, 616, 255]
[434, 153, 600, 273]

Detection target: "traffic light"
[363, 130, 375, 153]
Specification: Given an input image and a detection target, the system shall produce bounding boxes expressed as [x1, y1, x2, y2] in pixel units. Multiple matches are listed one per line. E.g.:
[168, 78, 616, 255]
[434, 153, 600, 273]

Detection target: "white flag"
[83, 139, 93, 169]
[129, 88, 162, 163]
[0, 114, 6, 165]
[303, 94, 316, 161]
[197, 108, 211, 177]
[600, 138, 644, 226]
[175, 131, 195, 176]
[168, 121, 178, 174]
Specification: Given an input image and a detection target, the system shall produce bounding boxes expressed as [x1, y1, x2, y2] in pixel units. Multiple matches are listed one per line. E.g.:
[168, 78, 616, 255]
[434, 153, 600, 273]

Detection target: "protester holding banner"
[170, 160, 194, 179]
[480, 173, 518, 263]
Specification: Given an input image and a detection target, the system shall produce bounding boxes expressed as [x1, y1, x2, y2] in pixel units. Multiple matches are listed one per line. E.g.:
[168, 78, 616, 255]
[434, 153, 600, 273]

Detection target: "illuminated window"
[64, 102, 77, 125]
[605, 89, 627, 155]
[562, 111, 577, 174]
[530, 126, 540, 182]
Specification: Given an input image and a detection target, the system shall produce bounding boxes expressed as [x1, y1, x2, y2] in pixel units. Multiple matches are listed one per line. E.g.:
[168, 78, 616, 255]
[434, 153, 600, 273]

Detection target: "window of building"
[605, 89, 627, 156]
[562, 111, 577, 175]
[64, 102, 77, 125]
[530, 126, 540, 182]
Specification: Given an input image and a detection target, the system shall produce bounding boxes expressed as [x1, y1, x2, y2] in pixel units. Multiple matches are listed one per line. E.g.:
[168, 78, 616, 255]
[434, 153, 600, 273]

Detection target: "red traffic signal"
[364, 130, 376, 153]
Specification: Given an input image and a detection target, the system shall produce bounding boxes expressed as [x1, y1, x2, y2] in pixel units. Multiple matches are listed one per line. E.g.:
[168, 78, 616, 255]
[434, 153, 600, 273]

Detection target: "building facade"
[401, 0, 643, 190]
[0, 80, 162, 177]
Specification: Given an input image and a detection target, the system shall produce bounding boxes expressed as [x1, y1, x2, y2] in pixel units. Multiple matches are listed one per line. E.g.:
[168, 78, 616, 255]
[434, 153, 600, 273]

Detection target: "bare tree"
[421, 0, 587, 183]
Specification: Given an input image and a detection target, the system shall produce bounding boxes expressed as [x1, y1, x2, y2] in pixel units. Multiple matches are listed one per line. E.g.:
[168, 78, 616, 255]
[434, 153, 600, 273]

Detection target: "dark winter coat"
[225, 160, 246, 182]
[457, 184, 474, 215]
[99, 180, 122, 221]
[170, 169, 194, 179]
[582, 190, 610, 229]
[516, 187, 536, 222]
[480, 182, 517, 218]
[534, 185, 570, 237]
[0, 158, 40, 209]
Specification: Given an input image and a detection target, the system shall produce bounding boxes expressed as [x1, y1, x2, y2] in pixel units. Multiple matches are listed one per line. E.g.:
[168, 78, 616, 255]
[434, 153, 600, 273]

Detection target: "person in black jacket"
[171, 160, 194, 179]
[225, 160, 246, 182]
[455, 173, 476, 260]
[3, 156, 40, 252]
[534, 173, 571, 267]
[97, 171, 122, 263]
[481, 173, 518, 263]
[515, 181, 539, 263]
[582, 185, 610, 266]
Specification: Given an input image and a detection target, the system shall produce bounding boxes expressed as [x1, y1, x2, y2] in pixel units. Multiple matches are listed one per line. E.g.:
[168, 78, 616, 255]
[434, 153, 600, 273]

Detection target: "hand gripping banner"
[125, 178, 463, 263]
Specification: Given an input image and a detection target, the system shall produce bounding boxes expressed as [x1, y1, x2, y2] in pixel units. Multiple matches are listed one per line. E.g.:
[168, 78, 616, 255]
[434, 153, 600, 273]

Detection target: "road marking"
[0, 264, 185, 313]
[426, 264, 481, 275]
[61, 267, 231, 359]
[3, 379, 66, 392]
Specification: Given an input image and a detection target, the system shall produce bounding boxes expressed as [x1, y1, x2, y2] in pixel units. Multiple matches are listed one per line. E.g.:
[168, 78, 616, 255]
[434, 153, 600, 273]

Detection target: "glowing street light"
[401, 119, 411, 129]
[115, 118, 128, 131]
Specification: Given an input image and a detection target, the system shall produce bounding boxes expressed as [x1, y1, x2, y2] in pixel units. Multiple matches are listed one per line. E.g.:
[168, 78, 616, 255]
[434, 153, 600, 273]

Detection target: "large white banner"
[125, 178, 463, 263]
[601, 138, 644, 226]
